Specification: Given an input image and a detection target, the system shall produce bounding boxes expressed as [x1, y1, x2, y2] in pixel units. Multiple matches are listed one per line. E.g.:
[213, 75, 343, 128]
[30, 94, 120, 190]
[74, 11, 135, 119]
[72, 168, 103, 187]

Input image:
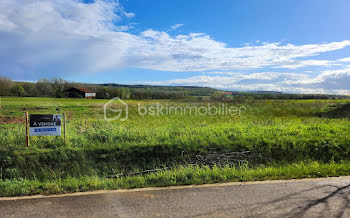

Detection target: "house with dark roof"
[64, 87, 96, 99]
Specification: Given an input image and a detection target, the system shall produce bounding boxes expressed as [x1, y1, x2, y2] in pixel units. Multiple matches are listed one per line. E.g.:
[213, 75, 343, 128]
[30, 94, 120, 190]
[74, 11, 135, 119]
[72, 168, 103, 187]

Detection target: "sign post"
[63, 113, 66, 143]
[29, 114, 62, 136]
[25, 112, 29, 147]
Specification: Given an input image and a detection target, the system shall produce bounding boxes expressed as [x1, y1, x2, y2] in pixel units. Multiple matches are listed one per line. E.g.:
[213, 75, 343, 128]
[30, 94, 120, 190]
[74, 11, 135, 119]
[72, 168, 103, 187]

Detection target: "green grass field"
[1, 97, 350, 196]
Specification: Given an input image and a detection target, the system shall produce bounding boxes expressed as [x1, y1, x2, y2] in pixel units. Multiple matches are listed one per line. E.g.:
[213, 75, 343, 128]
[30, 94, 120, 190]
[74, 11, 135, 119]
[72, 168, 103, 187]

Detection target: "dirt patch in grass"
[0, 116, 24, 124]
[64, 111, 74, 120]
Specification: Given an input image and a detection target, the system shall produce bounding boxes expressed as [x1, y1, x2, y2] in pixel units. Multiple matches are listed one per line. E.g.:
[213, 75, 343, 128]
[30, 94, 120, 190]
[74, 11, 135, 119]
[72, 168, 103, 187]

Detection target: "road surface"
[0, 177, 349, 217]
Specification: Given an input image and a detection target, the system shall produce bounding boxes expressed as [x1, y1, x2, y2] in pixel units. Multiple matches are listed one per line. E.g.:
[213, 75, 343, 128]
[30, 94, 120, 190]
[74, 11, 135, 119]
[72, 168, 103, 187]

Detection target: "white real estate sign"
[29, 114, 62, 136]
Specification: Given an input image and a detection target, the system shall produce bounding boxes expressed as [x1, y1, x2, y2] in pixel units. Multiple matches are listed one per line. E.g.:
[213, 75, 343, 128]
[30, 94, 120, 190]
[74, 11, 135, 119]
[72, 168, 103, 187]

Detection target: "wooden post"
[63, 113, 66, 143]
[25, 112, 29, 147]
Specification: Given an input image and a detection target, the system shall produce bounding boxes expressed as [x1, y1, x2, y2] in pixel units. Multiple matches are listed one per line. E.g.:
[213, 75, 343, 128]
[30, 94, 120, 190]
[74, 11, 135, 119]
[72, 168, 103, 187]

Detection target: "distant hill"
[249, 91, 283, 94]
[216, 90, 350, 100]
[99, 83, 218, 97]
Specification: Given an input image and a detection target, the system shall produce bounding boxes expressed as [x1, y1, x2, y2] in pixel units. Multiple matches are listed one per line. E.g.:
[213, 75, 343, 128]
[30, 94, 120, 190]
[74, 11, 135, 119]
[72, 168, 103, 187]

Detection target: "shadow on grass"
[318, 103, 350, 119]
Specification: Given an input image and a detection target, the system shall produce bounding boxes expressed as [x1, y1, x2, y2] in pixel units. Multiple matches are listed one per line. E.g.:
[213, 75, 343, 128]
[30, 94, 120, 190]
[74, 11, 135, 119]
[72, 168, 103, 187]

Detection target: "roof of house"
[65, 87, 95, 93]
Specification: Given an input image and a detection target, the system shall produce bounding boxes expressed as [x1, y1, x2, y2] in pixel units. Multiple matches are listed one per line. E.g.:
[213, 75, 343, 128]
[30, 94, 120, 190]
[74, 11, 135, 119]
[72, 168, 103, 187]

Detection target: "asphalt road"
[0, 177, 349, 218]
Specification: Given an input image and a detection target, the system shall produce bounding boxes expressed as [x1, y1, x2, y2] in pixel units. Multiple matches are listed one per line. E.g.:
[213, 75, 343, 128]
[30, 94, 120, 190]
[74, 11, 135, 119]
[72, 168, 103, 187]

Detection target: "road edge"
[1, 176, 350, 201]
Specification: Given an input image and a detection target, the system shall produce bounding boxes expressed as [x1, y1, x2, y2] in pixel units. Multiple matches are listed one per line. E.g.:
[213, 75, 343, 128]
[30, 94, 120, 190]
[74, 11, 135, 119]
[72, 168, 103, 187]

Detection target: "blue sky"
[1, 0, 350, 94]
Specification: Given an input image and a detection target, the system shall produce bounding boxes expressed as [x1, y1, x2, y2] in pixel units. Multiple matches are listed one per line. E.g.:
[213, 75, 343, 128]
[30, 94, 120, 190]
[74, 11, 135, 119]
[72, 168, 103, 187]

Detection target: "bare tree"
[0, 76, 13, 96]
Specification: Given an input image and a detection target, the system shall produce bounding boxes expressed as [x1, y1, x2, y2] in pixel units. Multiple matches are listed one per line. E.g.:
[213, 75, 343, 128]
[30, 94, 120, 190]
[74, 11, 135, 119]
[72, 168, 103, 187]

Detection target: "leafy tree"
[96, 87, 110, 99]
[22, 83, 38, 97]
[51, 78, 67, 98]
[35, 79, 53, 97]
[10, 84, 26, 96]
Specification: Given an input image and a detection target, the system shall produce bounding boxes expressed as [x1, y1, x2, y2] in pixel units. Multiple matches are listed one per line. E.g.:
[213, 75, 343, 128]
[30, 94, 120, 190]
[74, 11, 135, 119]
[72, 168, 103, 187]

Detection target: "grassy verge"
[1, 141, 349, 181]
[1, 161, 350, 197]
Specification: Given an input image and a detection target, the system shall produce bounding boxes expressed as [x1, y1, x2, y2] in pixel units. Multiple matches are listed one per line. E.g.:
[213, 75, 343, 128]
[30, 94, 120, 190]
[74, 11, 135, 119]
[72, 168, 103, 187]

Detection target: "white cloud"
[0, 0, 135, 78]
[276, 57, 350, 69]
[276, 59, 334, 69]
[338, 57, 350, 62]
[202, 71, 304, 82]
[170, 24, 184, 30]
[202, 72, 238, 76]
[145, 69, 350, 95]
[298, 68, 350, 90]
[128, 29, 350, 72]
[123, 12, 135, 18]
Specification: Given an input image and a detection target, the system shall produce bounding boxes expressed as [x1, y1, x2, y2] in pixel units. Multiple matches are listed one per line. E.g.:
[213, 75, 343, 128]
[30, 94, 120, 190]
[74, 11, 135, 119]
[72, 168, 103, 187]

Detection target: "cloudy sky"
[1, 0, 350, 94]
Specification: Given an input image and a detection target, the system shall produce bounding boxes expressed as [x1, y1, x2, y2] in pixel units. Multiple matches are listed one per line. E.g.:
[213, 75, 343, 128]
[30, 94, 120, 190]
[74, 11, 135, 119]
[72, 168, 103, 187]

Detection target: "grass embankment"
[1, 162, 350, 197]
[1, 97, 350, 196]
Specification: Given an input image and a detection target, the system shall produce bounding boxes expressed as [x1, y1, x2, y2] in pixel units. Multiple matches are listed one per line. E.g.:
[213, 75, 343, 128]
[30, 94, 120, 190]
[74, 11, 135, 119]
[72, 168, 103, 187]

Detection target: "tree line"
[0, 77, 131, 99]
[0, 77, 210, 100]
